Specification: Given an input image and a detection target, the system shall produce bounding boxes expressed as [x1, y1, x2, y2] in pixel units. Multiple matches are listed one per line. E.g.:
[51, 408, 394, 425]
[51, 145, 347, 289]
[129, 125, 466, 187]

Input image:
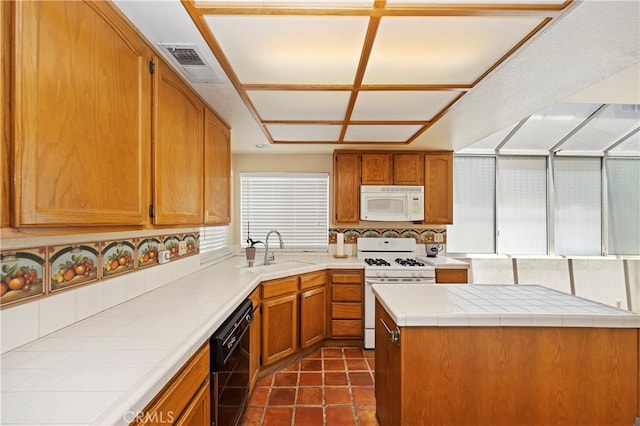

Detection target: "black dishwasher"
[210, 298, 253, 426]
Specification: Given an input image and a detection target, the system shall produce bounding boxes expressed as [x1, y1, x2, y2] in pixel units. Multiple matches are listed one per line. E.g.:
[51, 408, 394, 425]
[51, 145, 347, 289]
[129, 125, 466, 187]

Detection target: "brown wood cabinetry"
[248, 287, 261, 391]
[393, 154, 424, 185]
[132, 343, 210, 426]
[13, 0, 151, 226]
[435, 269, 468, 284]
[361, 153, 392, 184]
[333, 153, 361, 223]
[375, 301, 402, 426]
[204, 108, 230, 225]
[424, 153, 453, 224]
[299, 271, 327, 349]
[329, 269, 363, 339]
[261, 277, 299, 366]
[1, 1, 10, 228]
[152, 59, 204, 225]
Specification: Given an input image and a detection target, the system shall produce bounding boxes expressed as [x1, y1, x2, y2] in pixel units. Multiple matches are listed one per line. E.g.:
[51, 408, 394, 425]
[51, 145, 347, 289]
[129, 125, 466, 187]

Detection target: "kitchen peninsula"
[373, 284, 640, 426]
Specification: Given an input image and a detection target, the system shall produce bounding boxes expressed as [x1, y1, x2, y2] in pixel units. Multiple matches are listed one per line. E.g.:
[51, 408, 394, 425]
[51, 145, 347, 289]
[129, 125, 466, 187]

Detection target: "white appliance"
[357, 238, 435, 349]
[360, 185, 424, 222]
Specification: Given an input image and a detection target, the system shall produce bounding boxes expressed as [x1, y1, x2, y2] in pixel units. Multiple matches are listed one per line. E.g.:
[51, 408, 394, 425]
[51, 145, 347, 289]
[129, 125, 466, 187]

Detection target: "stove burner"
[395, 258, 425, 267]
[365, 258, 391, 266]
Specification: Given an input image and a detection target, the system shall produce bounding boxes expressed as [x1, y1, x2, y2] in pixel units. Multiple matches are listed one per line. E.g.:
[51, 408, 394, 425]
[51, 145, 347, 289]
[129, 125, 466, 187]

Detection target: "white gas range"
[357, 238, 435, 348]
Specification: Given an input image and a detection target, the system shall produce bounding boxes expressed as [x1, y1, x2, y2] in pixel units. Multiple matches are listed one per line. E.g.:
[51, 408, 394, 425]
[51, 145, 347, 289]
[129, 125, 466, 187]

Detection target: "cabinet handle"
[379, 318, 400, 343]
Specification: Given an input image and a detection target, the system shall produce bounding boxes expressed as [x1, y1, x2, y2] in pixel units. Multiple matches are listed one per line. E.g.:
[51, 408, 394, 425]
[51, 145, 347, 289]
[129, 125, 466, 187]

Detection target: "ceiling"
[113, 0, 640, 154]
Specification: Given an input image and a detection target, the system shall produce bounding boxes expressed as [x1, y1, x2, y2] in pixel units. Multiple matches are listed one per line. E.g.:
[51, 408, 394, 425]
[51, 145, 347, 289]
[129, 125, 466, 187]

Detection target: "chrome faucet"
[264, 230, 284, 265]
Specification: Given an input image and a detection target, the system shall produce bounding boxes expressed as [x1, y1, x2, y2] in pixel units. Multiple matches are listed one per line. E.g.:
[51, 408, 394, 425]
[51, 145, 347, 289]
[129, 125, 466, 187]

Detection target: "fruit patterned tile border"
[329, 228, 446, 244]
[0, 232, 199, 309]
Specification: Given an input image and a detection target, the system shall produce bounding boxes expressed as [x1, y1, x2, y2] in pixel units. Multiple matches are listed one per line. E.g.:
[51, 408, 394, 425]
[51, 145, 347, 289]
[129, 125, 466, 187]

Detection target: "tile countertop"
[415, 255, 469, 269]
[0, 254, 362, 426]
[373, 284, 640, 328]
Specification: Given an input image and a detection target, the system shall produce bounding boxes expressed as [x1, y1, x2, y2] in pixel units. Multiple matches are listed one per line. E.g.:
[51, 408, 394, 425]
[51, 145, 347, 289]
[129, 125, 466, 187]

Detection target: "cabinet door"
[248, 288, 261, 391]
[1, 1, 9, 228]
[424, 153, 453, 224]
[262, 293, 298, 366]
[394, 154, 424, 185]
[361, 153, 392, 184]
[175, 381, 210, 426]
[333, 153, 361, 223]
[300, 286, 327, 349]
[13, 1, 151, 226]
[153, 59, 203, 225]
[375, 300, 402, 426]
[204, 108, 230, 225]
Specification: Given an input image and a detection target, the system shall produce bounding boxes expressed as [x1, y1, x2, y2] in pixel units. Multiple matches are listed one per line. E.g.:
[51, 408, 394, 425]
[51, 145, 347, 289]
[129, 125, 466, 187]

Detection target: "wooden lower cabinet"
[248, 288, 261, 391]
[435, 268, 468, 283]
[299, 285, 327, 349]
[329, 270, 363, 339]
[375, 302, 402, 426]
[261, 277, 299, 366]
[132, 344, 210, 426]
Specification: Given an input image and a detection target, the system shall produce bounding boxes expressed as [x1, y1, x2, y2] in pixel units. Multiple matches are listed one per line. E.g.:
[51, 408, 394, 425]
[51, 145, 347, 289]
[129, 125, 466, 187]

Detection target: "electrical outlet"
[178, 241, 187, 256]
[434, 233, 444, 243]
[158, 250, 170, 264]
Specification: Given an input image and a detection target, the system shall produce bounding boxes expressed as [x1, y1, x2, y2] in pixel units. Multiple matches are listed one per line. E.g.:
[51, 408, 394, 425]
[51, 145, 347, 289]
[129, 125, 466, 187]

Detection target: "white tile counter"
[373, 284, 640, 328]
[416, 255, 469, 269]
[0, 255, 362, 426]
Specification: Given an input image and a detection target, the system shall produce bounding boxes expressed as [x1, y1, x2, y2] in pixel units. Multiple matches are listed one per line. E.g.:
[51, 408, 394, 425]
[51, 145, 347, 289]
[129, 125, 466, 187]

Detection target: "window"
[240, 173, 329, 251]
[606, 158, 640, 255]
[200, 225, 231, 264]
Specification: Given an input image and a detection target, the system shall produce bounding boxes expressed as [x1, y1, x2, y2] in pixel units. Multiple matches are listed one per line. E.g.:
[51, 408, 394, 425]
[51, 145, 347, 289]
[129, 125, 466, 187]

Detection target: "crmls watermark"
[123, 410, 175, 424]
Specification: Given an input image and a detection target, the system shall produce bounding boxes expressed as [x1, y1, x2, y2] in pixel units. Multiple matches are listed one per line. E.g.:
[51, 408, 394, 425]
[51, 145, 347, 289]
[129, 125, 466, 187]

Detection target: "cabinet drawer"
[436, 269, 468, 284]
[331, 319, 363, 338]
[332, 303, 362, 319]
[330, 270, 363, 284]
[332, 285, 362, 302]
[262, 276, 298, 299]
[299, 270, 327, 291]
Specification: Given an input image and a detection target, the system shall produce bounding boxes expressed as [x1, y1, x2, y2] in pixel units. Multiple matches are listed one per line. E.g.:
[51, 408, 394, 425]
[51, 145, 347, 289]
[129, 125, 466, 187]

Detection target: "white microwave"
[360, 185, 424, 222]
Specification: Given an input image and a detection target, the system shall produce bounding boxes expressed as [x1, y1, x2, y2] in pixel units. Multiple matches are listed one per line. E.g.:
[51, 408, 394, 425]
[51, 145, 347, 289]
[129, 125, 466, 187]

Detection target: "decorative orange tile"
[349, 372, 374, 386]
[326, 406, 356, 426]
[248, 387, 270, 406]
[301, 359, 323, 371]
[294, 406, 324, 425]
[269, 387, 297, 406]
[296, 387, 323, 405]
[283, 360, 300, 372]
[241, 406, 264, 426]
[273, 372, 298, 387]
[325, 371, 348, 386]
[256, 374, 274, 387]
[322, 348, 344, 359]
[324, 359, 346, 371]
[352, 387, 376, 405]
[346, 359, 369, 371]
[263, 407, 294, 426]
[325, 386, 352, 405]
[343, 348, 365, 358]
[299, 372, 323, 387]
[356, 405, 380, 426]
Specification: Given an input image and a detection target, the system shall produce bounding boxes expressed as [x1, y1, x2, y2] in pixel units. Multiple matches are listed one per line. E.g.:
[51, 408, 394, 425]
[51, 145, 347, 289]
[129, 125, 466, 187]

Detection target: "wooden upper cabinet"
[394, 154, 424, 185]
[361, 153, 392, 185]
[1, 1, 9, 228]
[152, 59, 204, 225]
[424, 153, 453, 224]
[12, 1, 151, 226]
[333, 152, 361, 223]
[203, 108, 230, 225]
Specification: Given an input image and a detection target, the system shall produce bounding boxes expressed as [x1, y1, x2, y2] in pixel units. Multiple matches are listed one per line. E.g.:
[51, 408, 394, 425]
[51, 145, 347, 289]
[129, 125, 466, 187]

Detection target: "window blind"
[200, 225, 231, 264]
[240, 173, 329, 251]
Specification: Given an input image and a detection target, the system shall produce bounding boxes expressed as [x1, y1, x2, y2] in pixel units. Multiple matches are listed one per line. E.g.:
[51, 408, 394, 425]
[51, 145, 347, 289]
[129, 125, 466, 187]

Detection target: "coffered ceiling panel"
[351, 90, 463, 121]
[344, 124, 423, 142]
[247, 90, 350, 120]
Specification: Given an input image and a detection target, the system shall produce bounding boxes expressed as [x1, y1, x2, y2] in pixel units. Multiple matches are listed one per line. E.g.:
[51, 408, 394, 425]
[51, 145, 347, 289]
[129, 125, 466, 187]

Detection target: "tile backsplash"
[329, 227, 446, 243]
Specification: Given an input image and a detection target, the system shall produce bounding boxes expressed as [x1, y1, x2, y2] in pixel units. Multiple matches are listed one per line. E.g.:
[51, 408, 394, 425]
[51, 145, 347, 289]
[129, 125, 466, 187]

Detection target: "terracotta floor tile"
[322, 348, 344, 359]
[308, 349, 323, 359]
[299, 372, 323, 387]
[248, 387, 270, 406]
[273, 372, 298, 387]
[263, 407, 294, 426]
[324, 359, 346, 371]
[256, 374, 274, 387]
[325, 386, 352, 405]
[301, 359, 323, 371]
[324, 371, 348, 386]
[241, 406, 264, 426]
[364, 350, 375, 358]
[355, 405, 379, 426]
[352, 387, 376, 405]
[366, 358, 375, 370]
[343, 348, 365, 358]
[296, 387, 323, 405]
[325, 406, 356, 426]
[269, 387, 297, 405]
[345, 359, 369, 371]
[349, 372, 374, 386]
[283, 360, 300, 372]
[294, 406, 324, 425]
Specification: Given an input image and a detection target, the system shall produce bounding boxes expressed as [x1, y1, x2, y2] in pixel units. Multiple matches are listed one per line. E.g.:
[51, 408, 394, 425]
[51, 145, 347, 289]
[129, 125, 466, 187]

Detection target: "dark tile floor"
[242, 347, 379, 426]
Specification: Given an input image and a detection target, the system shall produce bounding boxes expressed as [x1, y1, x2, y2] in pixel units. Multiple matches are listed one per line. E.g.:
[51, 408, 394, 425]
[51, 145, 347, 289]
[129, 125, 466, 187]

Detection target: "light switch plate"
[434, 233, 444, 243]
